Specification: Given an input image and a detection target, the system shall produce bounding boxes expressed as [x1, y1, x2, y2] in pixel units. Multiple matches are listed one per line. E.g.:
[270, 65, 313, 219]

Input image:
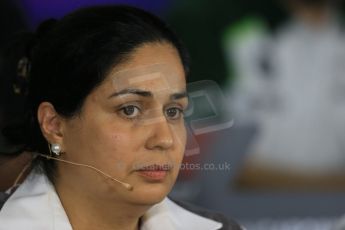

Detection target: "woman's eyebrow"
[108, 88, 187, 100]
[170, 91, 188, 100]
[108, 88, 152, 98]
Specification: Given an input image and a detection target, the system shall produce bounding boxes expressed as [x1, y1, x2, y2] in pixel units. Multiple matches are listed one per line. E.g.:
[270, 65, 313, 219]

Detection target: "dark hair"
[0, 0, 27, 155]
[1, 5, 189, 181]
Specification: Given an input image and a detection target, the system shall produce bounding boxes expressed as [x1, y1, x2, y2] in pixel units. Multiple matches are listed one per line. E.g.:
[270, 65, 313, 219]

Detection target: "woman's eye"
[165, 107, 184, 120]
[119, 105, 140, 118]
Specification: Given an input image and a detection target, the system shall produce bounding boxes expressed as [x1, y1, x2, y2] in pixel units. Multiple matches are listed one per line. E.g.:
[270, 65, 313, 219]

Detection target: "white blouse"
[0, 170, 222, 230]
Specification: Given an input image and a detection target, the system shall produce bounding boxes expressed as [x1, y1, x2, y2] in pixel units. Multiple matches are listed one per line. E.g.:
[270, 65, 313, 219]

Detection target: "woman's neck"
[54, 177, 148, 230]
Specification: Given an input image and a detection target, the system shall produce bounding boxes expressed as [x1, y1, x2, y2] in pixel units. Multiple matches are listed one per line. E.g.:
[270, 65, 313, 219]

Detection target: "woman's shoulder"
[168, 197, 243, 230]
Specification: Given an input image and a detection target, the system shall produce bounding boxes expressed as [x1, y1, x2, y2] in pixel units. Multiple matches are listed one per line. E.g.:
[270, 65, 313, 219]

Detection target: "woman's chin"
[128, 183, 172, 205]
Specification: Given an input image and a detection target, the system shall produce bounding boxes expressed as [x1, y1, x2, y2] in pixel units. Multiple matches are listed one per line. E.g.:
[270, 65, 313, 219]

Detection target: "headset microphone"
[36, 153, 133, 191]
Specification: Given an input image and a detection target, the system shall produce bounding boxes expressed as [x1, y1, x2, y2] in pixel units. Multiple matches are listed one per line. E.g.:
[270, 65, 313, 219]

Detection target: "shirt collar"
[0, 170, 222, 230]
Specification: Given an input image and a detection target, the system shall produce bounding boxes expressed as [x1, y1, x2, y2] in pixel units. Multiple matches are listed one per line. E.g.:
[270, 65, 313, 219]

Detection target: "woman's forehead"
[110, 63, 185, 93]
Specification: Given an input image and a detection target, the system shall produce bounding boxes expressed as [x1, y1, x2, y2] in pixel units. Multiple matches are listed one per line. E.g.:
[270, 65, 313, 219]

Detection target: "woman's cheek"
[107, 132, 138, 165]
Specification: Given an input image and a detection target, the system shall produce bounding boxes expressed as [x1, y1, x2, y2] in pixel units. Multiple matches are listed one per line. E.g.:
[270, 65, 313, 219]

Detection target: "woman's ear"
[37, 102, 65, 145]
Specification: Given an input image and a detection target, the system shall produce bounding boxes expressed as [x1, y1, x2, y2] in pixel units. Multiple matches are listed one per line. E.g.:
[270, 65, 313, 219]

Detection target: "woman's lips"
[136, 164, 171, 181]
[137, 170, 167, 180]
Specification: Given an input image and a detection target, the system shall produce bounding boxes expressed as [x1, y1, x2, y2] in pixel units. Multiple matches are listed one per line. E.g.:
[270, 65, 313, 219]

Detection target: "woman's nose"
[145, 117, 174, 151]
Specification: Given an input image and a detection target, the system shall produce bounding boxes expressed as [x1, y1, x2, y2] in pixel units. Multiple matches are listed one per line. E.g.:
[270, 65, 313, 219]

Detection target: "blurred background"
[2, 0, 345, 229]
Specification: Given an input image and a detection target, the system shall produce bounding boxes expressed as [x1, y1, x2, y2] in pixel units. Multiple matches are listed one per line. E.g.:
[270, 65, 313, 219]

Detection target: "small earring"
[50, 143, 62, 156]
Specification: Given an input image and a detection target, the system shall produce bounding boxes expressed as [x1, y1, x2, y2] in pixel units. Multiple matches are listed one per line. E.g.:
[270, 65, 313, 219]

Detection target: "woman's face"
[58, 42, 188, 205]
